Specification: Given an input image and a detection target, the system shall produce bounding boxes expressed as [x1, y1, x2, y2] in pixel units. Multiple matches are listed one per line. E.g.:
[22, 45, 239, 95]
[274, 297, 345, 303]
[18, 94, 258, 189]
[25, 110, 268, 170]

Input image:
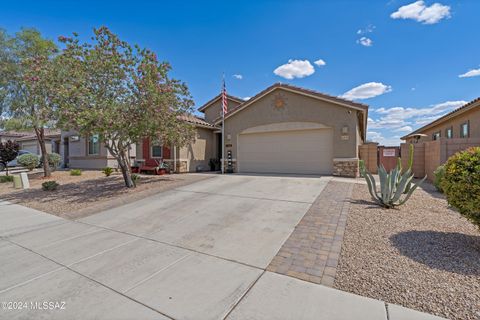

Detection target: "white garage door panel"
[22, 143, 38, 154]
[238, 129, 333, 174]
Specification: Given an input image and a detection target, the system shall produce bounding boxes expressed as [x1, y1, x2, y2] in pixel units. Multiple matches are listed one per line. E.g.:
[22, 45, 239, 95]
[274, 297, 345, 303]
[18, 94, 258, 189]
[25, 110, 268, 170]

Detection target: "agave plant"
[364, 163, 426, 209]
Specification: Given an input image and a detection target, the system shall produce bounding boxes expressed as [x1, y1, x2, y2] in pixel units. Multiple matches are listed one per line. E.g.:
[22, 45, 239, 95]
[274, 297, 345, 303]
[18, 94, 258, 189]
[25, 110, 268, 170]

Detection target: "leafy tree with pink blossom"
[0, 28, 59, 178]
[56, 27, 194, 187]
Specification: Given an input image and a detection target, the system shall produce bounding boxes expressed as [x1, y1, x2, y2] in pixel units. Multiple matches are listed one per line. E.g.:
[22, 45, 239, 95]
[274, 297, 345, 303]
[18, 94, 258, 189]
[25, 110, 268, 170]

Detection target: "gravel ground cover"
[335, 183, 480, 320]
[0, 170, 211, 219]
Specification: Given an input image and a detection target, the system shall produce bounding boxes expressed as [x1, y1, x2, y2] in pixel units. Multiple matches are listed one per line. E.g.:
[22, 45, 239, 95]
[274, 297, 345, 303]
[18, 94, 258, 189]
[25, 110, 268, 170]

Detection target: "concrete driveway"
[0, 174, 443, 320]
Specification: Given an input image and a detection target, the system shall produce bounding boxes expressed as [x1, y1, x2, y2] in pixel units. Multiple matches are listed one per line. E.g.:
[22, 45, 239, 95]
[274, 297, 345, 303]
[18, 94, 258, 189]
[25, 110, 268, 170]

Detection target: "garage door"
[238, 129, 333, 174]
[21, 142, 38, 154]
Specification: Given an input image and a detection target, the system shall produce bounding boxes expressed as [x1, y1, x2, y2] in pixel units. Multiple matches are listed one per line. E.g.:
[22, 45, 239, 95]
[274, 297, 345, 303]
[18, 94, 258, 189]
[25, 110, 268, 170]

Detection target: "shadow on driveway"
[390, 230, 480, 275]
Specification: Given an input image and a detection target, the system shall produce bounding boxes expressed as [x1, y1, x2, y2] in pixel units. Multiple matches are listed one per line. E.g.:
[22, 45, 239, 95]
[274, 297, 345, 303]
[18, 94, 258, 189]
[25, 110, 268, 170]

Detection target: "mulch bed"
[334, 183, 480, 320]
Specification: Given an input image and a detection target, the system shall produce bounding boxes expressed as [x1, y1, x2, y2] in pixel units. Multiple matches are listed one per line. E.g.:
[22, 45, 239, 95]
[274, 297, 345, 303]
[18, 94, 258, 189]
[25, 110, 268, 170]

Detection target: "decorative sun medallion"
[272, 92, 288, 110]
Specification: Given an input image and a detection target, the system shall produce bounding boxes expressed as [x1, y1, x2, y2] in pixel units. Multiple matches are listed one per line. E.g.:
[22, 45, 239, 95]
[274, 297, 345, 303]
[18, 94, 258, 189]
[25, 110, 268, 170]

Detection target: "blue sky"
[1, 0, 479, 145]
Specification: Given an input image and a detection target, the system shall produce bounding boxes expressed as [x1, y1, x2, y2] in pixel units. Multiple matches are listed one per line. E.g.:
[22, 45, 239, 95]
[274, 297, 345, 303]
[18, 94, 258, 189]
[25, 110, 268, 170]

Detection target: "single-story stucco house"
[0, 129, 61, 155]
[61, 83, 369, 177]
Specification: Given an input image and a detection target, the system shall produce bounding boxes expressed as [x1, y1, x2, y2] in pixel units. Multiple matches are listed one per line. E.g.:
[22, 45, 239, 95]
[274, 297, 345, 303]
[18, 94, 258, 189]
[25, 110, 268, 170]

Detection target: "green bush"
[441, 147, 480, 228]
[17, 154, 40, 171]
[70, 169, 82, 176]
[102, 167, 113, 177]
[131, 173, 140, 187]
[0, 175, 14, 183]
[48, 153, 62, 170]
[433, 165, 445, 192]
[359, 160, 365, 177]
[42, 180, 59, 191]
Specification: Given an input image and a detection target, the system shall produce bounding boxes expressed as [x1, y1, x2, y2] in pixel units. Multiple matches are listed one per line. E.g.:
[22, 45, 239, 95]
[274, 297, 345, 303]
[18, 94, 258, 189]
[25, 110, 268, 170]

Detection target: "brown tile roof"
[0, 130, 31, 137]
[197, 93, 244, 112]
[401, 97, 480, 140]
[13, 129, 61, 141]
[177, 114, 219, 129]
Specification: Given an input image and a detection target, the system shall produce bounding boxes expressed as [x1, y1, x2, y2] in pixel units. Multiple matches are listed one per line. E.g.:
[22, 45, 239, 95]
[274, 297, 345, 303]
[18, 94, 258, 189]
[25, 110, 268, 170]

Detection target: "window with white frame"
[445, 127, 453, 139]
[151, 138, 163, 158]
[88, 134, 100, 155]
[460, 121, 469, 138]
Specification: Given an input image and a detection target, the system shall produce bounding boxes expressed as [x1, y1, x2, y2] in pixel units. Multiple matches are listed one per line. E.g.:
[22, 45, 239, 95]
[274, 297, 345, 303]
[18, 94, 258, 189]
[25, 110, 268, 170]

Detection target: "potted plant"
[208, 158, 220, 171]
[157, 162, 169, 175]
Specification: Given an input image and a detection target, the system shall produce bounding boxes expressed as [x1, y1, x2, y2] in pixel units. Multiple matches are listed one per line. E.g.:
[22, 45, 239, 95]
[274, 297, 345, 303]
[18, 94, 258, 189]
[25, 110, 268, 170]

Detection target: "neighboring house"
[16, 129, 61, 155]
[62, 83, 369, 177]
[60, 130, 137, 169]
[0, 129, 61, 155]
[0, 130, 31, 143]
[402, 97, 480, 143]
[61, 115, 217, 171]
[400, 97, 480, 180]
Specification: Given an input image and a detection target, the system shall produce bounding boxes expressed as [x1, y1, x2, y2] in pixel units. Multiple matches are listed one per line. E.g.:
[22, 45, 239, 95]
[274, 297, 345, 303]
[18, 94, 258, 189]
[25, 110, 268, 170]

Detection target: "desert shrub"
[48, 153, 62, 170]
[441, 147, 480, 228]
[102, 167, 113, 177]
[17, 154, 40, 171]
[433, 165, 445, 192]
[359, 160, 365, 177]
[0, 175, 14, 183]
[131, 173, 140, 187]
[70, 169, 82, 176]
[42, 180, 59, 191]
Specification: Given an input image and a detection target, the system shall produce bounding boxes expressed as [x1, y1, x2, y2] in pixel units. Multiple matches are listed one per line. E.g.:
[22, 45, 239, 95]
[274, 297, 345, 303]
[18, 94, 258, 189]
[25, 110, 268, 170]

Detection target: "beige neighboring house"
[60, 114, 218, 171]
[400, 97, 480, 180]
[61, 83, 369, 177]
[0, 130, 31, 143]
[0, 129, 61, 155]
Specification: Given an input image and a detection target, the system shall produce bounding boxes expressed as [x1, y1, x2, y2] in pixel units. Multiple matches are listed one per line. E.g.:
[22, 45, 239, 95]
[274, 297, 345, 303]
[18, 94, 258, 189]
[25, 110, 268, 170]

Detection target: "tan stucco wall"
[177, 127, 215, 171]
[405, 106, 480, 143]
[223, 88, 362, 162]
[203, 98, 242, 123]
[61, 130, 136, 169]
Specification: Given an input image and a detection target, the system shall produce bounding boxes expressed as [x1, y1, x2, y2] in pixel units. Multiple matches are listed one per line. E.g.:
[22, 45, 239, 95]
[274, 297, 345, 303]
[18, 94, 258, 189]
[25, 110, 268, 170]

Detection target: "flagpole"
[221, 74, 225, 175]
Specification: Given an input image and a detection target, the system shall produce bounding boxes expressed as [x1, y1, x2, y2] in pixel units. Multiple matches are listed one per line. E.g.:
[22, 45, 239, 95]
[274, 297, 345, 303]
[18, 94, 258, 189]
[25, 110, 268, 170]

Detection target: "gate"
[378, 146, 400, 172]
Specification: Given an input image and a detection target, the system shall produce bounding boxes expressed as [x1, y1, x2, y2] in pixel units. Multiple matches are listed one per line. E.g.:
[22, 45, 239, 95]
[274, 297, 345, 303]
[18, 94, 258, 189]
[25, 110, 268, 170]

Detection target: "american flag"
[222, 79, 228, 115]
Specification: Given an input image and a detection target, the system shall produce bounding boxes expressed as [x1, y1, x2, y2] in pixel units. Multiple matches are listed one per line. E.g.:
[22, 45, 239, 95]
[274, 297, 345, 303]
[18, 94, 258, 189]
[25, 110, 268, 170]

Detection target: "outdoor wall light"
[227, 134, 231, 140]
[342, 126, 349, 134]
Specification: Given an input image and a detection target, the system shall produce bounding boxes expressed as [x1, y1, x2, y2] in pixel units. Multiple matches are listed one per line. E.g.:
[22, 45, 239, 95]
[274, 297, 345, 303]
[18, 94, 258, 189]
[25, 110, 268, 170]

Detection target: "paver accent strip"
[267, 181, 353, 286]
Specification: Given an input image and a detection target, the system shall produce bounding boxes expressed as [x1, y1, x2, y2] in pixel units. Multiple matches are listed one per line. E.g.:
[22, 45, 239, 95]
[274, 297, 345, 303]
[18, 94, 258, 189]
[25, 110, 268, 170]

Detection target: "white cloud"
[314, 59, 326, 67]
[243, 97, 251, 101]
[273, 59, 315, 79]
[394, 126, 413, 132]
[233, 74, 243, 80]
[341, 82, 392, 100]
[357, 37, 373, 47]
[459, 68, 480, 78]
[390, 1, 451, 24]
[369, 100, 467, 130]
[367, 131, 403, 146]
[357, 24, 375, 35]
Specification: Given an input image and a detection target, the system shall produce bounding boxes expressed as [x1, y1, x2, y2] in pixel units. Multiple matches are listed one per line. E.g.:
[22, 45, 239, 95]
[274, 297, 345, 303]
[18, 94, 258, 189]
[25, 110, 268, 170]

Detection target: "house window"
[432, 132, 441, 141]
[151, 138, 163, 158]
[445, 127, 453, 139]
[88, 134, 100, 155]
[460, 121, 469, 138]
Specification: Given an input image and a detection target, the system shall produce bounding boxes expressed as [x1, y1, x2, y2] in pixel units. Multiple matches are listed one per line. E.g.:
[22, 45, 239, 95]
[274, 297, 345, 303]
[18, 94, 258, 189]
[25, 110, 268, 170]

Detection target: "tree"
[57, 27, 195, 187]
[0, 28, 59, 178]
[0, 140, 20, 175]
